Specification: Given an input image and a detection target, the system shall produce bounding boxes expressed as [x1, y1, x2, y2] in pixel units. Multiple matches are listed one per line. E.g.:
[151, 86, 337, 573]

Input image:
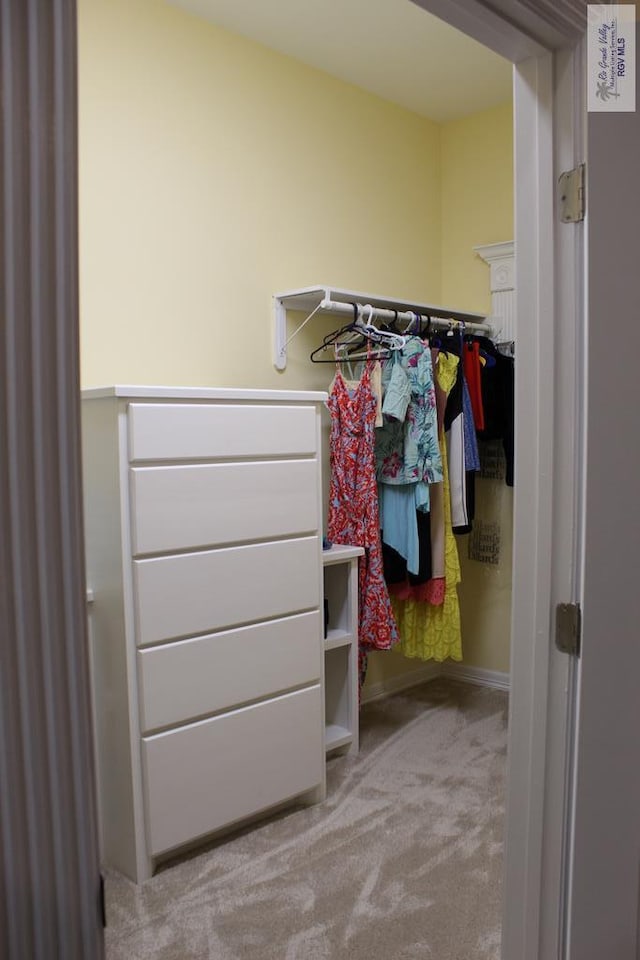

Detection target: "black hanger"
[310, 304, 363, 362]
[425, 316, 442, 348]
[386, 309, 401, 333]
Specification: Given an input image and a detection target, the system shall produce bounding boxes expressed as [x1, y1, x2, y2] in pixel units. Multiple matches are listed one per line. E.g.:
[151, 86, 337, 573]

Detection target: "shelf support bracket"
[273, 296, 326, 371]
[273, 295, 288, 370]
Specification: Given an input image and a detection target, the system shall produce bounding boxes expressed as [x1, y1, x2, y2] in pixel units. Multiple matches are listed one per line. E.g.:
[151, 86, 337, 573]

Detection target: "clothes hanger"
[386, 309, 400, 333]
[396, 310, 418, 335]
[310, 302, 408, 363]
[444, 318, 458, 344]
[337, 304, 408, 362]
[424, 315, 443, 349]
[310, 303, 366, 362]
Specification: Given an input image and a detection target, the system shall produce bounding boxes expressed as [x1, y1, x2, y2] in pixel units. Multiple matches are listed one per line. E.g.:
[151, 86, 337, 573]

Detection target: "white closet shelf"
[323, 547, 361, 652]
[273, 285, 491, 370]
[322, 543, 365, 565]
[322, 542, 361, 756]
[324, 630, 352, 651]
[325, 724, 353, 752]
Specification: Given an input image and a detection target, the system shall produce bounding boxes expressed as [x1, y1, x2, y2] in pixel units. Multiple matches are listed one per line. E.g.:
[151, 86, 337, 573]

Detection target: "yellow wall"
[456, 479, 513, 674]
[78, 0, 441, 392]
[78, 0, 513, 683]
[440, 101, 514, 675]
[440, 101, 514, 313]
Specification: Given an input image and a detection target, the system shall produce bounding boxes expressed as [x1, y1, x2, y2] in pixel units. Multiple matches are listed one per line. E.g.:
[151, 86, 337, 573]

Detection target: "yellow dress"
[394, 352, 463, 662]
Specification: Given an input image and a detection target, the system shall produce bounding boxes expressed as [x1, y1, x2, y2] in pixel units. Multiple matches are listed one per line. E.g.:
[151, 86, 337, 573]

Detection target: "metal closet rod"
[320, 299, 492, 335]
[280, 297, 494, 357]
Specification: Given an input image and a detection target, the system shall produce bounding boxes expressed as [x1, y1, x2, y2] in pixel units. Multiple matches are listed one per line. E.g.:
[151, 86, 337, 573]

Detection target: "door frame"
[1, 0, 104, 956]
[7, 0, 584, 954]
[411, 3, 585, 957]
[505, 45, 586, 960]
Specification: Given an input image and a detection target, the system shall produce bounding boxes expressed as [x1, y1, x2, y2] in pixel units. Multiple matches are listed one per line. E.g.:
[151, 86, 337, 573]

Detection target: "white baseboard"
[440, 662, 510, 691]
[361, 662, 441, 704]
[361, 661, 510, 704]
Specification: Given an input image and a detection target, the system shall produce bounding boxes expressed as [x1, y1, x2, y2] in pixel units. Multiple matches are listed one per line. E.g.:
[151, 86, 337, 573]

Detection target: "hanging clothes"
[463, 339, 485, 431]
[375, 338, 442, 500]
[382, 349, 458, 606]
[376, 338, 441, 583]
[439, 332, 481, 534]
[327, 362, 399, 683]
[428, 346, 450, 592]
[426, 350, 458, 598]
[444, 355, 469, 532]
[474, 335, 515, 486]
[394, 351, 463, 662]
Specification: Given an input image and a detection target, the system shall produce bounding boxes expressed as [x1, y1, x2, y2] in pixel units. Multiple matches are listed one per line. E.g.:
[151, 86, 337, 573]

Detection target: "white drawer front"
[138, 610, 321, 732]
[130, 459, 319, 556]
[142, 686, 323, 855]
[128, 403, 317, 462]
[133, 537, 320, 646]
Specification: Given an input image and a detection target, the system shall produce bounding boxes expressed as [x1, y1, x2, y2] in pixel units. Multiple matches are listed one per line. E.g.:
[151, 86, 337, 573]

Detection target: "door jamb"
[411, 3, 584, 957]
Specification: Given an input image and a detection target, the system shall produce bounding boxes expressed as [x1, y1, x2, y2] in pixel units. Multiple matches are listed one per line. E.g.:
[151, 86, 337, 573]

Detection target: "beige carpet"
[105, 678, 508, 959]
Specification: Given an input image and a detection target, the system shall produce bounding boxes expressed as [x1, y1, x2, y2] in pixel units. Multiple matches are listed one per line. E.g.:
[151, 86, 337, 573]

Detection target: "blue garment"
[381, 354, 412, 422]
[462, 378, 480, 472]
[379, 483, 420, 576]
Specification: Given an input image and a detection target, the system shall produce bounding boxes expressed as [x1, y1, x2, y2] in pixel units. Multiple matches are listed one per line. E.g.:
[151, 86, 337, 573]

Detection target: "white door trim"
[540, 39, 586, 960]
[504, 41, 586, 960]
[502, 52, 558, 960]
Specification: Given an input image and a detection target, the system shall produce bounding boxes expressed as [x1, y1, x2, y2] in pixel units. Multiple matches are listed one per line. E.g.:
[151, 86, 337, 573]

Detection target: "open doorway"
[80, 1, 515, 954]
[77, 1, 576, 958]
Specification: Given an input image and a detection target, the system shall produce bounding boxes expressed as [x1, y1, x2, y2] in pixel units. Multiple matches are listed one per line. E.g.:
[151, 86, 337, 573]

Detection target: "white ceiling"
[167, 0, 512, 123]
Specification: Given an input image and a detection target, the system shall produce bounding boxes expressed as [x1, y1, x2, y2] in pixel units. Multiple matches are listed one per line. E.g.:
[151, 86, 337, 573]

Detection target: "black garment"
[381, 510, 432, 586]
[453, 471, 475, 537]
[473, 336, 515, 487]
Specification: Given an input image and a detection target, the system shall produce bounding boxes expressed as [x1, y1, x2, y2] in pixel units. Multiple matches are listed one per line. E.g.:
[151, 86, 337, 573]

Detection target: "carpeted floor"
[105, 678, 508, 960]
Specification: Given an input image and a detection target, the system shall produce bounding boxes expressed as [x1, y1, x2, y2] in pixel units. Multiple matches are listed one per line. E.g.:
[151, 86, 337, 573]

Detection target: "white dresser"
[82, 386, 328, 882]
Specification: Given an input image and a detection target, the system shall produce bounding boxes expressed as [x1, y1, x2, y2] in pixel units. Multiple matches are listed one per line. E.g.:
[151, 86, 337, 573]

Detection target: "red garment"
[388, 577, 445, 605]
[463, 341, 485, 431]
[327, 365, 398, 657]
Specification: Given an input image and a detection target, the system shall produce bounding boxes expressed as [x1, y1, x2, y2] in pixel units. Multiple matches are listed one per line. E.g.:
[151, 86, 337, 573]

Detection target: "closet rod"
[272, 285, 494, 370]
[317, 299, 493, 336]
[279, 299, 493, 364]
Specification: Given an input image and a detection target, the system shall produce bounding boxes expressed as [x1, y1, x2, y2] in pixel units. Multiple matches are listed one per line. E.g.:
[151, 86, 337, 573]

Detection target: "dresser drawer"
[130, 459, 319, 555]
[138, 610, 321, 732]
[133, 536, 320, 646]
[142, 685, 323, 855]
[128, 403, 317, 462]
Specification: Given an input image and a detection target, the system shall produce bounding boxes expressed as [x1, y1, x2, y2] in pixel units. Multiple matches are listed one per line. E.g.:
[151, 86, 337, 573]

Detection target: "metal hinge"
[555, 602, 582, 657]
[558, 163, 586, 222]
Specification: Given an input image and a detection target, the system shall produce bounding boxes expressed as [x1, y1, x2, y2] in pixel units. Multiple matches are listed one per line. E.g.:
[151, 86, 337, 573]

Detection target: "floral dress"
[327, 363, 399, 682]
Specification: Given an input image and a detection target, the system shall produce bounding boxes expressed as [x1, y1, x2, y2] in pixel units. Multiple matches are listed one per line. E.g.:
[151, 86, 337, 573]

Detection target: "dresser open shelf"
[322, 544, 363, 755]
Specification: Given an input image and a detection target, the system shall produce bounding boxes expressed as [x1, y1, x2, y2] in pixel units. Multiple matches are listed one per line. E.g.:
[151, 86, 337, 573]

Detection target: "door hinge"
[558, 163, 586, 223]
[555, 602, 581, 657]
